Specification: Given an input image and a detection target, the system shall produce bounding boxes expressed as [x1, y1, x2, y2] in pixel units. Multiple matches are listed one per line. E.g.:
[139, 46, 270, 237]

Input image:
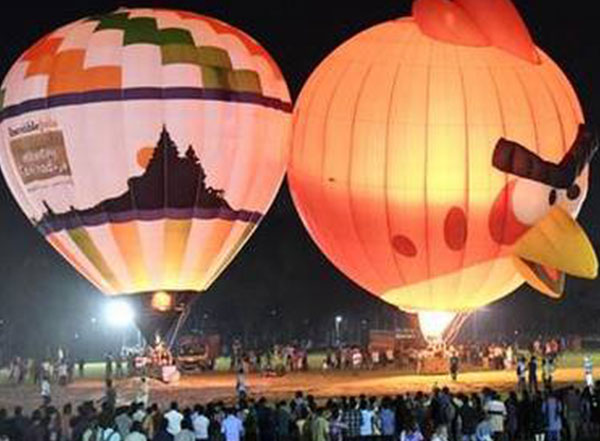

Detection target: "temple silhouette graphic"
[35, 127, 262, 234]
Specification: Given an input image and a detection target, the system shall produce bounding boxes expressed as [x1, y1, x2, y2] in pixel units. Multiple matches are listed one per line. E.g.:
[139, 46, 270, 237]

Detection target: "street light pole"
[335, 316, 342, 347]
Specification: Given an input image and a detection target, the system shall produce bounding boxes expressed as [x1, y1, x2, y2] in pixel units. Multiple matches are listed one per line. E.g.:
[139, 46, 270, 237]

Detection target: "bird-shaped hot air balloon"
[288, 0, 597, 340]
[0, 8, 291, 341]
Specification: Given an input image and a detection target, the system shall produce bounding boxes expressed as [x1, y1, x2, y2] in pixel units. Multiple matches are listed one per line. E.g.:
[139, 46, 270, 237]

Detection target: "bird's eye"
[512, 179, 554, 226]
[548, 189, 557, 206]
[567, 184, 581, 201]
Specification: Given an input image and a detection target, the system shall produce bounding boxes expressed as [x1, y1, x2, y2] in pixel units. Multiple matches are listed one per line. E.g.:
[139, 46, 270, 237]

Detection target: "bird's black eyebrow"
[492, 125, 598, 188]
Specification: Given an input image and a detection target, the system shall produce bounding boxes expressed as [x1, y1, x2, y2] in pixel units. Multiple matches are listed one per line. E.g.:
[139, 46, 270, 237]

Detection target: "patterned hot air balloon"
[288, 0, 597, 339]
[0, 8, 291, 339]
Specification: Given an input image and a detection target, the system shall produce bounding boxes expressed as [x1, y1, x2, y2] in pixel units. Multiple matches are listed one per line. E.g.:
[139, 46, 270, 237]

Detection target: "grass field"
[3, 350, 600, 383]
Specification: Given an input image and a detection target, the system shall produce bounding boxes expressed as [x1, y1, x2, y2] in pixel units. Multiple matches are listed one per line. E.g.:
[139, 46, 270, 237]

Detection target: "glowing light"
[151, 291, 172, 312]
[105, 300, 135, 327]
[418, 311, 457, 341]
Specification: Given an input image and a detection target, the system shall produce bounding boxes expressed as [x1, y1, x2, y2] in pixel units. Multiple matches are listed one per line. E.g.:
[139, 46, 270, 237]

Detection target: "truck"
[175, 334, 221, 372]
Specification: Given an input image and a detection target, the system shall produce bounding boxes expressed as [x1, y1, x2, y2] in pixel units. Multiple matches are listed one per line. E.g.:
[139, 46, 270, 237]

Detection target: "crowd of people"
[3, 336, 574, 386]
[2, 380, 600, 441]
[227, 337, 570, 377]
[7, 356, 85, 387]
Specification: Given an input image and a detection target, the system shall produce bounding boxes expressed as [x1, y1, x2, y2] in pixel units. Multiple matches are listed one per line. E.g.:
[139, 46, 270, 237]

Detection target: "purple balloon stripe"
[0, 87, 293, 122]
[36, 207, 263, 235]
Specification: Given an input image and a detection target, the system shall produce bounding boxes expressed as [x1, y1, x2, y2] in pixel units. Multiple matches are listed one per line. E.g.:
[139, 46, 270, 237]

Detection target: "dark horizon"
[1, 1, 599, 358]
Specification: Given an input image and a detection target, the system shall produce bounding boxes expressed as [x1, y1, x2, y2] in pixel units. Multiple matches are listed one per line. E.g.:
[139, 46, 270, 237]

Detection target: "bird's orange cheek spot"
[392, 235, 418, 258]
[489, 181, 530, 246]
[444, 207, 468, 251]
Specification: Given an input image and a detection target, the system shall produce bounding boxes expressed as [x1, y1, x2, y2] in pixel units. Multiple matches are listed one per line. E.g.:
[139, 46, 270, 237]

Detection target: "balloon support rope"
[166, 302, 194, 350]
[442, 312, 472, 346]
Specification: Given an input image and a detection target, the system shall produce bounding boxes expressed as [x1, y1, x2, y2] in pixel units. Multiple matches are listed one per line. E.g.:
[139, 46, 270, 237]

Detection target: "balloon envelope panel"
[0, 9, 292, 295]
[289, 12, 585, 312]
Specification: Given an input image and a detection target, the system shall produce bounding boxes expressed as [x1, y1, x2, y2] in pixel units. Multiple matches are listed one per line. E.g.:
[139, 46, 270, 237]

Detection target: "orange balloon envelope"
[289, 0, 597, 332]
[0, 9, 291, 309]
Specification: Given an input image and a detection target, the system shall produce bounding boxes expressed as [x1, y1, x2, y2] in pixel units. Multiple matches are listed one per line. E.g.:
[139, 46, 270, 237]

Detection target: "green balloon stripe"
[67, 227, 121, 292]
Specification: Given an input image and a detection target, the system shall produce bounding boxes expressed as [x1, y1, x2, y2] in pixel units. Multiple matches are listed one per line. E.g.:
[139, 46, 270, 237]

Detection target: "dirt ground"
[1, 366, 597, 412]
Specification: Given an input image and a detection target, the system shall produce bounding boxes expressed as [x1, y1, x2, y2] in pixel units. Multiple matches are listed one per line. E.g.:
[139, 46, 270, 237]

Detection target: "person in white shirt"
[192, 405, 210, 441]
[235, 368, 248, 399]
[221, 408, 244, 441]
[124, 422, 147, 441]
[430, 425, 449, 441]
[100, 413, 122, 441]
[136, 377, 150, 409]
[132, 403, 147, 424]
[115, 408, 133, 439]
[41, 376, 51, 406]
[483, 392, 507, 438]
[359, 401, 375, 436]
[174, 420, 195, 441]
[164, 402, 184, 436]
[58, 363, 68, 386]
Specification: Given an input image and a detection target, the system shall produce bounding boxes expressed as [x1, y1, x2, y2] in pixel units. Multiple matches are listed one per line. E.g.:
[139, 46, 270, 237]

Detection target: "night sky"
[1, 1, 599, 356]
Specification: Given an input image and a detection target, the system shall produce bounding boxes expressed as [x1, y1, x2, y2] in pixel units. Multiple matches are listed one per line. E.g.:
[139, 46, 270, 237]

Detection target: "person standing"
[105, 354, 114, 380]
[116, 356, 124, 379]
[328, 408, 347, 441]
[342, 397, 361, 441]
[542, 357, 553, 391]
[275, 401, 291, 441]
[505, 345, 514, 371]
[192, 405, 209, 441]
[256, 398, 275, 441]
[132, 403, 146, 424]
[379, 398, 395, 440]
[542, 392, 562, 441]
[449, 353, 459, 382]
[564, 387, 581, 441]
[60, 403, 73, 441]
[531, 392, 546, 441]
[504, 392, 519, 441]
[41, 376, 51, 406]
[78, 359, 85, 378]
[152, 418, 173, 441]
[125, 422, 147, 441]
[459, 395, 479, 441]
[115, 406, 134, 439]
[143, 405, 160, 440]
[359, 400, 375, 438]
[475, 413, 493, 441]
[100, 412, 122, 441]
[516, 357, 527, 394]
[528, 356, 538, 394]
[164, 403, 183, 437]
[431, 425, 449, 441]
[483, 392, 506, 441]
[236, 367, 248, 400]
[25, 410, 46, 441]
[584, 356, 594, 389]
[221, 408, 244, 441]
[58, 362, 68, 386]
[103, 379, 117, 411]
[136, 377, 150, 409]
[399, 417, 424, 441]
[174, 420, 195, 441]
[67, 358, 75, 383]
[311, 408, 329, 441]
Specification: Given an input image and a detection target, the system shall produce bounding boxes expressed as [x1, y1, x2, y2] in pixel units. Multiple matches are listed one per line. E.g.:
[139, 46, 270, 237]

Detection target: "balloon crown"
[412, 0, 540, 64]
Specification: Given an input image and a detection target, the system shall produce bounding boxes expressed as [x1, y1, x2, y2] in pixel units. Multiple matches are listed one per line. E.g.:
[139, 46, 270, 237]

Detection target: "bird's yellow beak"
[512, 206, 597, 298]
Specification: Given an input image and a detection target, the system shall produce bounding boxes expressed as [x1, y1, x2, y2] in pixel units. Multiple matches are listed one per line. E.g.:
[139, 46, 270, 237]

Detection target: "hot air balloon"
[0, 8, 291, 342]
[288, 0, 597, 340]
